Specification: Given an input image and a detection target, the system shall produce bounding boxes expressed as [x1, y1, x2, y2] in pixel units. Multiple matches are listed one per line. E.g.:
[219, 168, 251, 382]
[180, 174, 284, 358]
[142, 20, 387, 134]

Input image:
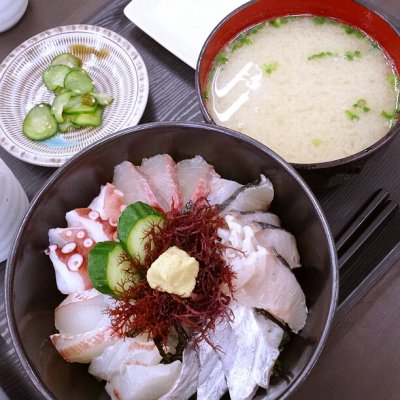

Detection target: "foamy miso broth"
[206, 16, 399, 164]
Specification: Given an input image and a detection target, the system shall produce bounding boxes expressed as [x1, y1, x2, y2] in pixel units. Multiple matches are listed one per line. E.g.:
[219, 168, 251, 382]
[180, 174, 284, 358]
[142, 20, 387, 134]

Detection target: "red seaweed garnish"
[108, 199, 235, 349]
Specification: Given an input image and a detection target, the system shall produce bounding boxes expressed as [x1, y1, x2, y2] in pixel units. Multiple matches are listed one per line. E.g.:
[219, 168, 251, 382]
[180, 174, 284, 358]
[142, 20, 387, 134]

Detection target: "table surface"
[1, 0, 400, 399]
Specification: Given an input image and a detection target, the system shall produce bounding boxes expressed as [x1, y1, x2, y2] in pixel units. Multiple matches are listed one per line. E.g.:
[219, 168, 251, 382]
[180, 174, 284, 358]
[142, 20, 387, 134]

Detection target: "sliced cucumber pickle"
[69, 107, 103, 127]
[22, 104, 58, 140]
[64, 68, 94, 94]
[118, 202, 166, 262]
[88, 242, 139, 296]
[51, 91, 72, 123]
[51, 53, 82, 68]
[93, 92, 114, 106]
[42, 65, 70, 92]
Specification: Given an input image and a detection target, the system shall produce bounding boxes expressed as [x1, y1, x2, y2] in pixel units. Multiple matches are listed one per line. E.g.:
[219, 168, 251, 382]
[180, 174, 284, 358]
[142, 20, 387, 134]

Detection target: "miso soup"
[205, 16, 399, 164]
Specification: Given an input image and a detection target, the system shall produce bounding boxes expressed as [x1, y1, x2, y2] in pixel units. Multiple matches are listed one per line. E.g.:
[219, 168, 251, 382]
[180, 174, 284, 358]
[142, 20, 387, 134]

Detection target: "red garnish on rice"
[108, 199, 235, 349]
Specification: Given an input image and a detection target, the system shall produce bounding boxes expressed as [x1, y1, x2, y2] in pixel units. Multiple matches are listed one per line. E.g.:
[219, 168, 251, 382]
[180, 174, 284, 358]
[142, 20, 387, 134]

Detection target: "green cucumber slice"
[22, 104, 58, 140]
[88, 242, 139, 296]
[93, 92, 114, 106]
[64, 102, 97, 115]
[51, 53, 82, 68]
[69, 107, 103, 127]
[58, 116, 79, 133]
[64, 68, 94, 94]
[51, 91, 72, 123]
[117, 202, 166, 262]
[42, 65, 70, 92]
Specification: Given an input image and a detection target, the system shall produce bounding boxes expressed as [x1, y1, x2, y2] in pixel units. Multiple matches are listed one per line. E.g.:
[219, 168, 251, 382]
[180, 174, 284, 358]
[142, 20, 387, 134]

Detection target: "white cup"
[0, 0, 28, 33]
[0, 158, 29, 262]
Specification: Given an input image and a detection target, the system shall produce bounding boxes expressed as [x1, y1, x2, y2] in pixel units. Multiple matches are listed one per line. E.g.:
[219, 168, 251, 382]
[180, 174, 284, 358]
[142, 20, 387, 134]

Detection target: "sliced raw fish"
[176, 155, 220, 205]
[51, 326, 118, 364]
[222, 214, 301, 269]
[196, 339, 228, 400]
[66, 208, 116, 242]
[230, 210, 281, 228]
[205, 303, 283, 400]
[51, 289, 118, 363]
[88, 183, 125, 224]
[112, 161, 161, 209]
[54, 289, 112, 335]
[105, 360, 182, 400]
[220, 175, 274, 215]
[159, 346, 199, 400]
[140, 154, 182, 211]
[207, 177, 242, 205]
[89, 336, 162, 381]
[220, 217, 307, 332]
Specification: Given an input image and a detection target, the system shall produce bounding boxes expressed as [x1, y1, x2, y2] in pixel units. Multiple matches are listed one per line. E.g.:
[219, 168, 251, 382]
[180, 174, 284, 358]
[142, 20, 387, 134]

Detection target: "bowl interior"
[196, 0, 400, 171]
[6, 122, 337, 400]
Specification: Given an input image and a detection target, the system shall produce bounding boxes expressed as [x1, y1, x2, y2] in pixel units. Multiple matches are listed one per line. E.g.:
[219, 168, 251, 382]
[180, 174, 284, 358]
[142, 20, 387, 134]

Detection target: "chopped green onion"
[270, 17, 288, 28]
[215, 52, 229, 65]
[308, 51, 334, 61]
[262, 62, 279, 74]
[342, 25, 364, 39]
[353, 99, 366, 109]
[371, 42, 379, 49]
[312, 17, 326, 24]
[363, 106, 370, 113]
[345, 110, 360, 121]
[312, 138, 322, 147]
[204, 90, 209, 101]
[344, 50, 361, 61]
[388, 74, 399, 91]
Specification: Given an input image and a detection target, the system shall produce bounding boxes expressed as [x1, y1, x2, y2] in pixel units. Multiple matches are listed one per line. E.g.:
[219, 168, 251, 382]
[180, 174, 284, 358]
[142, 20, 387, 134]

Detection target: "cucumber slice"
[88, 242, 139, 296]
[81, 93, 96, 106]
[51, 53, 82, 68]
[22, 104, 58, 140]
[51, 91, 72, 123]
[69, 107, 103, 127]
[117, 202, 166, 262]
[58, 116, 79, 133]
[64, 102, 97, 115]
[93, 92, 114, 106]
[42, 65, 70, 92]
[64, 68, 94, 94]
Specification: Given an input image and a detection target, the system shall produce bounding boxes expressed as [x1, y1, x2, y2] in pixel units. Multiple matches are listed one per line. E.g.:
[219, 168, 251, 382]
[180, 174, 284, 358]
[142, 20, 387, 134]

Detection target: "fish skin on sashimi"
[207, 177, 243, 206]
[140, 154, 182, 211]
[176, 155, 220, 205]
[112, 161, 162, 209]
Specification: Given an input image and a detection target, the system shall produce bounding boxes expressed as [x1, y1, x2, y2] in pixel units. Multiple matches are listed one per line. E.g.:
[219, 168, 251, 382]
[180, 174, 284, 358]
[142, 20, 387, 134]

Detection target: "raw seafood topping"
[46, 154, 308, 400]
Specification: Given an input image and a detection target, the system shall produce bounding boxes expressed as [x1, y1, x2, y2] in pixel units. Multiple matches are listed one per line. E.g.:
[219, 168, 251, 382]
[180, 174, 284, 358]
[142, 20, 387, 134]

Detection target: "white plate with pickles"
[0, 24, 149, 167]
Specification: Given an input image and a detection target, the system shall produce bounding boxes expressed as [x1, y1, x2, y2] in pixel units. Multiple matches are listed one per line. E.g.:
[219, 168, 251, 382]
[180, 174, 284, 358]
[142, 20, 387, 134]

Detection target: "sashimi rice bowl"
[5, 123, 338, 400]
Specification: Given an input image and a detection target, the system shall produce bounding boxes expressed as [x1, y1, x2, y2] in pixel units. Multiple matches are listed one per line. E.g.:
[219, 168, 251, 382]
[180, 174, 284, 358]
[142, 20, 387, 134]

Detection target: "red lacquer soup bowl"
[196, 0, 400, 188]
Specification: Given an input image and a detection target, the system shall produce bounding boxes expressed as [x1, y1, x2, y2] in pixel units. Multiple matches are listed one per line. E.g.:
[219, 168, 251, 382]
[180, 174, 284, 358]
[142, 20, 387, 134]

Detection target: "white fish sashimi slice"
[197, 340, 228, 400]
[220, 174, 274, 215]
[159, 346, 199, 400]
[89, 337, 162, 381]
[54, 289, 112, 335]
[226, 214, 301, 269]
[51, 289, 118, 363]
[230, 210, 281, 228]
[112, 161, 161, 209]
[220, 216, 307, 332]
[140, 154, 182, 211]
[88, 182, 125, 224]
[176, 155, 220, 205]
[229, 303, 283, 389]
[207, 177, 242, 205]
[207, 313, 257, 400]
[66, 209, 114, 242]
[255, 224, 301, 269]
[51, 326, 118, 364]
[105, 360, 182, 400]
[232, 246, 307, 332]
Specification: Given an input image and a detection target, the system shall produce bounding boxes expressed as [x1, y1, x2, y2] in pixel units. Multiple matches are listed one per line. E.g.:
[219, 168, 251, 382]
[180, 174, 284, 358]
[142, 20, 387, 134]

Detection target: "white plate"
[0, 24, 149, 167]
[124, 0, 249, 68]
